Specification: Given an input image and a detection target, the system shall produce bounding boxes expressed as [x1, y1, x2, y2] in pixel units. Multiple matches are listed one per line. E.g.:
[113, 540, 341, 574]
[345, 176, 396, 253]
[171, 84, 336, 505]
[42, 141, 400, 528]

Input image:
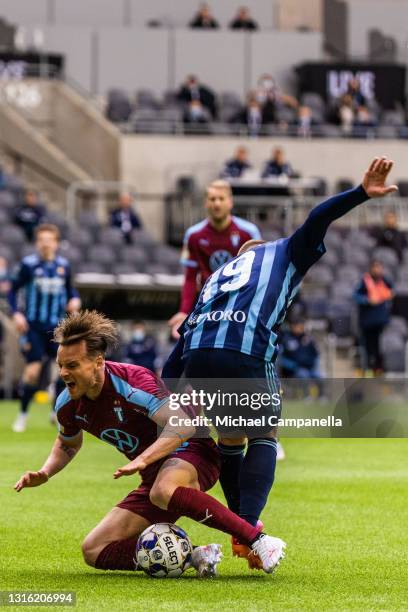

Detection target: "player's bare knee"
[149, 482, 172, 510]
[81, 536, 100, 567]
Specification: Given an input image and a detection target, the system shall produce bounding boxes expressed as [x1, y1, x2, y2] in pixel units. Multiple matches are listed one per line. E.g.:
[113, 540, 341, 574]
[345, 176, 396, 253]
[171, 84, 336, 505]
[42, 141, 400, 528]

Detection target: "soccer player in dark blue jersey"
[9, 224, 81, 432]
[163, 156, 398, 568]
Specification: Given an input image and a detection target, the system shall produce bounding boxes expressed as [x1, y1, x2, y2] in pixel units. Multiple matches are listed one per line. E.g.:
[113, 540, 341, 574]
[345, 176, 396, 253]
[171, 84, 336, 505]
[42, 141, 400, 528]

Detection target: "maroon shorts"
[116, 438, 220, 524]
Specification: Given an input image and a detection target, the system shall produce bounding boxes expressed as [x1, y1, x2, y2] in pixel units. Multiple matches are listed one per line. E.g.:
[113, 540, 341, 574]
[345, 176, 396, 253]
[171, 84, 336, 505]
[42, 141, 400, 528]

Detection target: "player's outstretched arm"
[14, 432, 83, 492]
[113, 401, 195, 479]
[289, 157, 397, 273]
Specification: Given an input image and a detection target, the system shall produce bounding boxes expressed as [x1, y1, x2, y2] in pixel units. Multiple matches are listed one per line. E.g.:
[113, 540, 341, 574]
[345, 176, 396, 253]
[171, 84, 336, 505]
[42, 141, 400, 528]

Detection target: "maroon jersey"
[55, 361, 169, 461]
[180, 216, 261, 284]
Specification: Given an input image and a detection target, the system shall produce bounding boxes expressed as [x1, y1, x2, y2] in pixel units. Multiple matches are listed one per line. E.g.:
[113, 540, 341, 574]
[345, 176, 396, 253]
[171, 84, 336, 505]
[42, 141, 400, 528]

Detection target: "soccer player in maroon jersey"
[168, 180, 261, 339]
[14, 310, 285, 575]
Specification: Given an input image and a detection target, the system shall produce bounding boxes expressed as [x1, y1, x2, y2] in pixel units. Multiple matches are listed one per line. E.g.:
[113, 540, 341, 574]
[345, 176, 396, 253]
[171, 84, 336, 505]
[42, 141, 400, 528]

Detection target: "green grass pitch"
[1, 401, 407, 611]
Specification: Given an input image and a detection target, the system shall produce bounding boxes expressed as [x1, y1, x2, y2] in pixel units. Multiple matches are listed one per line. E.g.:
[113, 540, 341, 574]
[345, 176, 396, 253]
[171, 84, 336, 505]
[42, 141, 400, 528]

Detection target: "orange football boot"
[231, 521, 264, 570]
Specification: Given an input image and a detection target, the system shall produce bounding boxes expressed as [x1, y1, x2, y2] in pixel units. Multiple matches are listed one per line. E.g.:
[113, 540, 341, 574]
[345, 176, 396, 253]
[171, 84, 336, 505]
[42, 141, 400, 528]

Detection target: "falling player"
[9, 224, 81, 432]
[163, 156, 398, 568]
[14, 310, 286, 575]
[168, 179, 261, 338]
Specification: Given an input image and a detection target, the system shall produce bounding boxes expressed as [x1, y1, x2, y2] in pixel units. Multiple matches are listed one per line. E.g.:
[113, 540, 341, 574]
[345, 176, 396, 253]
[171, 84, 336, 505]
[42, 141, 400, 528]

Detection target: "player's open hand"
[362, 157, 398, 198]
[14, 470, 49, 492]
[13, 312, 28, 334]
[113, 457, 147, 479]
[168, 312, 187, 340]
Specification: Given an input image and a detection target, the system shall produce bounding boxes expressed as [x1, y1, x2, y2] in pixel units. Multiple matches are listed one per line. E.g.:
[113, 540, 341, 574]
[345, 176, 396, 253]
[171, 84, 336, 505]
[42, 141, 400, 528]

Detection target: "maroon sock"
[94, 537, 139, 571]
[168, 487, 260, 546]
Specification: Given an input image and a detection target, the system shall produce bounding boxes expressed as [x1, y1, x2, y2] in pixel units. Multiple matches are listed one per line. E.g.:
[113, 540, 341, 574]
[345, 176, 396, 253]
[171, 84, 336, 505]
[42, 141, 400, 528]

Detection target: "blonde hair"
[54, 310, 119, 357]
[206, 179, 233, 198]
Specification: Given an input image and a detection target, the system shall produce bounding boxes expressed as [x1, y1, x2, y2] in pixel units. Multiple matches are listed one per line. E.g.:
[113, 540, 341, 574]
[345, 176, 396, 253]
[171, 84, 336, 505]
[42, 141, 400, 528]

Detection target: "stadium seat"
[0, 244, 15, 263]
[0, 225, 26, 246]
[88, 244, 116, 269]
[76, 262, 106, 274]
[307, 264, 334, 285]
[20, 244, 37, 259]
[121, 246, 149, 266]
[336, 265, 361, 285]
[382, 110, 405, 127]
[98, 227, 124, 246]
[112, 262, 138, 275]
[327, 302, 353, 337]
[67, 227, 93, 248]
[136, 89, 159, 109]
[388, 316, 408, 338]
[151, 245, 180, 265]
[383, 349, 405, 372]
[372, 247, 399, 268]
[0, 190, 16, 209]
[0, 208, 11, 225]
[396, 181, 408, 197]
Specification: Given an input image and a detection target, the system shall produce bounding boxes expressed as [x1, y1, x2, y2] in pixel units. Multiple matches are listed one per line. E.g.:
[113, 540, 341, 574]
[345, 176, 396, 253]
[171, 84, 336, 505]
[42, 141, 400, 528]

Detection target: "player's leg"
[217, 435, 246, 515]
[150, 453, 284, 574]
[82, 505, 150, 569]
[13, 329, 44, 432]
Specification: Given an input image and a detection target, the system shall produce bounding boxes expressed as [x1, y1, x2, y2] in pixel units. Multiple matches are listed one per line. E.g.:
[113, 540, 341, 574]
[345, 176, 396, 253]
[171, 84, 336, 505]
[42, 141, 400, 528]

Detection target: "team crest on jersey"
[34, 268, 44, 276]
[113, 402, 125, 423]
[230, 232, 240, 248]
[57, 266, 65, 276]
[100, 428, 139, 453]
[209, 249, 232, 271]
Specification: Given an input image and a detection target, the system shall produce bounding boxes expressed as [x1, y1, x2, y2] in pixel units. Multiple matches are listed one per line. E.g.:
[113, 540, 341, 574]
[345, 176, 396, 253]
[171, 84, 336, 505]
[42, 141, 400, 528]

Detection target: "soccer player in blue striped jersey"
[163, 156, 398, 568]
[9, 224, 81, 432]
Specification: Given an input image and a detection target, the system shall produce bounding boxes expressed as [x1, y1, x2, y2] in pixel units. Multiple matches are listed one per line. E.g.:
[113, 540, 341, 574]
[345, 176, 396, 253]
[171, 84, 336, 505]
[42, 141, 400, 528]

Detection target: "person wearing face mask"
[353, 260, 394, 374]
[124, 321, 158, 374]
[255, 74, 299, 125]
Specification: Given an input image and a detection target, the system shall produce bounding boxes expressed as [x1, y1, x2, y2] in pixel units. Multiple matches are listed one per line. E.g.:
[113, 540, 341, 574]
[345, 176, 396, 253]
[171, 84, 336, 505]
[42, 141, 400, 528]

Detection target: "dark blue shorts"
[19, 326, 57, 364]
[183, 348, 282, 436]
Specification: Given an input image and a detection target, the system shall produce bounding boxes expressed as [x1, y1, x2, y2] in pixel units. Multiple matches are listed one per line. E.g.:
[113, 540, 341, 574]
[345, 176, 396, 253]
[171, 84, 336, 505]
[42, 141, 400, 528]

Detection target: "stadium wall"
[0, 0, 277, 28]
[121, 135, 408, 239]
[14, 27, 322, 96]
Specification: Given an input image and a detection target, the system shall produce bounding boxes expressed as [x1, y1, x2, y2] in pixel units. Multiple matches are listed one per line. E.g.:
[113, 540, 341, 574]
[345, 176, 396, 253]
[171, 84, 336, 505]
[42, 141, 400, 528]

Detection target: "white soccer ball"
[136, 523, 193, 578]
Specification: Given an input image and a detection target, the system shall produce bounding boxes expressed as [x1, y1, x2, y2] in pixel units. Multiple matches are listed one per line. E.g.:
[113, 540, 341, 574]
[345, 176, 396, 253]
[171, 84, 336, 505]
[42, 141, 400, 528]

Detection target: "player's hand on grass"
[362, 157, 398, 198]
[13, 312, 28, 334]
[113, 457, 147, 479]
[168, 312, 187, 340]
[14, 470, 49, 492]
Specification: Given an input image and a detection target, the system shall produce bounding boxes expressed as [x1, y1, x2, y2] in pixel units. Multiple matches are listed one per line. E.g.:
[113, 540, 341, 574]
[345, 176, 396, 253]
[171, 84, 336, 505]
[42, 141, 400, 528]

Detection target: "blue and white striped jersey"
[9, 254, 78, 329]
[182, 186, 369, 362]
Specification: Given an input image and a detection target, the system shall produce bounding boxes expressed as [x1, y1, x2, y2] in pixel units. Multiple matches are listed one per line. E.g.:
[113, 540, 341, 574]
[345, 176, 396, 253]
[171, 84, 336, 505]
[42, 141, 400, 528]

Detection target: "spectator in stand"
[110, 192, 142, 245]
[0, 256, 11, 303]
[220, 146, 252, 179]
[14, 189, 46, 242]
[123, 321, 158, 374]
[261, 147, 294, 179]
[229, 6, 258, 30]
[353, 260, 394, 374]
[182, 100, 211, 132]
[372, 210, 407, 262]
[347, 77, 367, 108]
[177, 75, 217, 119]
[230, 94, 266, 136]
[279, 318, 321, 380]
[336, 77, 377, 134]
[255, 74, 299, 124]
[189, 3, 219, 29]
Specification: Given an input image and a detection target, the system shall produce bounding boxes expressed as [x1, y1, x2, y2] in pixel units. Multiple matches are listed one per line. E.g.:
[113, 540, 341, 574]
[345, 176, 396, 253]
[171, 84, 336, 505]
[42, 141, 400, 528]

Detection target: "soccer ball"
[136, 523, 193, 578]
